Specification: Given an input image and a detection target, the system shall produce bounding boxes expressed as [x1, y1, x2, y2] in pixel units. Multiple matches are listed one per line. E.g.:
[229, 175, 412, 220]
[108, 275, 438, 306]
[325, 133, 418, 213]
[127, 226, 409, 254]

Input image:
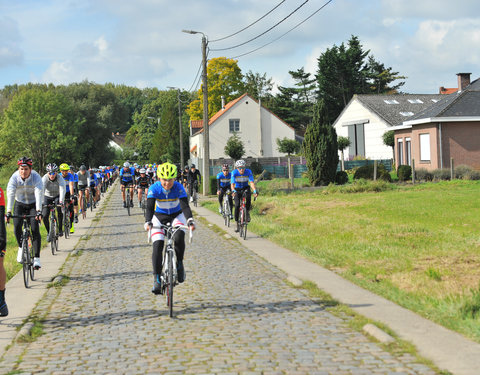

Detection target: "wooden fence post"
[373, 160, 377, 181]
[450, 158, 454, 179]
[412, 159, 415, 184]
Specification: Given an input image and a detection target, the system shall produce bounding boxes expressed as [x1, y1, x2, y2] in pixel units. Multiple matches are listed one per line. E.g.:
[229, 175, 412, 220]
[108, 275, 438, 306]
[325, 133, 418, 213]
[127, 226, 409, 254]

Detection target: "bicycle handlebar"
[147, 223, 193, 244]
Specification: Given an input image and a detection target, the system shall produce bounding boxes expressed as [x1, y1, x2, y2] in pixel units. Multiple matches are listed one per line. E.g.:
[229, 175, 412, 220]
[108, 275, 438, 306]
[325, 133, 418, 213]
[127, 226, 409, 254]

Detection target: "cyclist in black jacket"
[0, 186, 8, 316]
[187, 164, 201, 202]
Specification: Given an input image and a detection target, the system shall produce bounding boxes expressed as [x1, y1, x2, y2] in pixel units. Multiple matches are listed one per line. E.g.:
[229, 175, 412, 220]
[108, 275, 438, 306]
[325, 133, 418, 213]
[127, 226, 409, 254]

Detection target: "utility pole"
[201, 34, 210, 196]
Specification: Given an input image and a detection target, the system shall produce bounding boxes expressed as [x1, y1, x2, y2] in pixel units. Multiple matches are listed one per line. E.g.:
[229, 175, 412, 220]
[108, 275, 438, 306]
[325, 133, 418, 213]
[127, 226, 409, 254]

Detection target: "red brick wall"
[441, 122, 480, 169]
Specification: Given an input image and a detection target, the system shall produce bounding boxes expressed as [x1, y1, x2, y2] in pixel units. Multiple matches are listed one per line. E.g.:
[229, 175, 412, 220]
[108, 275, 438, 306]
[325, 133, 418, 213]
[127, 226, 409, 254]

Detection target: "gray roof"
[354, 94, 444, 127]
[410, 77, 480, 120]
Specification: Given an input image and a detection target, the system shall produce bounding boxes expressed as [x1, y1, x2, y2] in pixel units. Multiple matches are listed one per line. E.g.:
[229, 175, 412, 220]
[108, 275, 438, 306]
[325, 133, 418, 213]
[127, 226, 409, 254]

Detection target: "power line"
[188, 47, 211, 93]
[210, 0, 287, 43]
[187, 60, 203, 92]
[210, 0, 310, 52]
[229, 0, 332, 59]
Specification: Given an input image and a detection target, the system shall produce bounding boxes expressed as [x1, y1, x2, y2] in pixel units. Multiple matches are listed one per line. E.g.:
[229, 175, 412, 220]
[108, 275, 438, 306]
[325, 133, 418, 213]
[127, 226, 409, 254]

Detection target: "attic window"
[400, 111, 414, 117]
[408, 99, 423, 104]
[384, 99, 399, 104]
[431, 99, 439, 103]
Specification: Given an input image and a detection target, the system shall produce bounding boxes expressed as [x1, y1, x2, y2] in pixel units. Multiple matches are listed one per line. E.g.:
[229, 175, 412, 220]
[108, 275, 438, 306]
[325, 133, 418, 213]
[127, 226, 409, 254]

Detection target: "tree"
[316, 35, 406, 123]
[337, 136, 351, 171]
[276, 137, 301, 156]
[224, 134, 245, 161]
[186, 57, 244, 120]
[382, 130, 395, 162]
[243, 70, 273, 103]
[0, 88, 81, 171]
[303, 100, 339, 186]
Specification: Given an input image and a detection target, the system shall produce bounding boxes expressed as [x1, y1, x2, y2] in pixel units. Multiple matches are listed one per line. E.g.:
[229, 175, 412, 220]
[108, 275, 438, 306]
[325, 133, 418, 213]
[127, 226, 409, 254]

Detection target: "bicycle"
[89, 186, 96, 211]
[222, 190, 232, 227]
[148, 223, 193, 318]
[63, 197, 74, 239]
[140, 187, 148, 219]
[125, 184, 133, 216]
[44, 203, 61, 255]
[79, 188, 87, 219]
[237, 190, 256, 240]
[189, 181, 198, 207]
[11, 214, 37, 288]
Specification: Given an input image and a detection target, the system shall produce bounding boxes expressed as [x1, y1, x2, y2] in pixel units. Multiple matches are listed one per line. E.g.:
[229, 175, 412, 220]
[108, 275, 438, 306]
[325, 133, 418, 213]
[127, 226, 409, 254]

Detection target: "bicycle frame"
[11, 214, 36, 288]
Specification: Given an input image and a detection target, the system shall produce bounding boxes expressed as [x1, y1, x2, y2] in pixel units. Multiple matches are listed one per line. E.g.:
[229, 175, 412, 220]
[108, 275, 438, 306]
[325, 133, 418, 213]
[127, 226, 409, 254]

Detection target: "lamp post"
[182, 29, 210, 196]
[167, 86, 184, 169]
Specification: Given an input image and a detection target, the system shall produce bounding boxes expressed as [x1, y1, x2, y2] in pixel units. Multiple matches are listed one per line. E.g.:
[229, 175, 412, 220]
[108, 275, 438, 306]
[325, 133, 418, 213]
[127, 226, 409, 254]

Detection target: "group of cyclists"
[0, 156, 258, 317]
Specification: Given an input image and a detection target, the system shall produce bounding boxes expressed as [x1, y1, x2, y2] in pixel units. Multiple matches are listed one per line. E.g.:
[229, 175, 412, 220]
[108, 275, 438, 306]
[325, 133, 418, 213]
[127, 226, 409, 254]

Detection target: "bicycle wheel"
[64, 212, 70, 239]
[239, 207, 246, 238]
[193, 192, 197, 207]
[243, 219, 248, 240]
[167, 252, 174, 318]
[126, 191, 131, 216]
[82, 195, 87, 219]
[142, 196, 146, 219]
[90, 193, 93, 212]
[50, 218, 57, 255]
[22, 237, 30, 288]
[29, 237, 35, 281]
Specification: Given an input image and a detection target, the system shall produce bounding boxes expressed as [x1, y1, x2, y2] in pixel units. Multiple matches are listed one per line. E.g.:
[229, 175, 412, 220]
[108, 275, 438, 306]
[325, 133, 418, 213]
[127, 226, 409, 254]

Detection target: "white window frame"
[419, 133, 431, 162]
[229, 119, 240, 133]
[397, 138, 404, 165]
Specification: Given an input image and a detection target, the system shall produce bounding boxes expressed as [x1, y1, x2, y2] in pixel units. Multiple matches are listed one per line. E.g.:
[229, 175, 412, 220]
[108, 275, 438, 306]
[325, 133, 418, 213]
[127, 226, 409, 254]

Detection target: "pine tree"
[303, 100, 339, 186]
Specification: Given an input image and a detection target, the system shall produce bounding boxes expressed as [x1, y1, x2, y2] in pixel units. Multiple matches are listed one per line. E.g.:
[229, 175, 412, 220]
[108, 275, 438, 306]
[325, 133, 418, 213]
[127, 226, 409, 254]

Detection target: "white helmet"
[123, 162, 130, 168]
[139, 168, 146, 174]
[235, 159, 246, 168]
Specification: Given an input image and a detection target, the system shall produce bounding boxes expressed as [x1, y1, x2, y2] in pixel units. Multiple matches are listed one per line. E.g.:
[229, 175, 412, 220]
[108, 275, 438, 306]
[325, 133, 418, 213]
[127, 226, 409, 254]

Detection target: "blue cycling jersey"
[120, 167, 135, 182]
[63, 172, 75, 193]
[217, 171, 231, 188]
[73, 173, 79, 183]
[147, 181, 187, 215]
[89, 174, 98, 187]
[231, 168, 254, 189]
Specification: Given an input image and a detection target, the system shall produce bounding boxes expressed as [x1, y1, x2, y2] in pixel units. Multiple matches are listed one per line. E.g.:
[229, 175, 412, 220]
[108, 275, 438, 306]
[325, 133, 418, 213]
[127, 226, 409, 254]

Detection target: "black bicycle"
[139, 186, 148, 219]
[44, 203, 62, 255]
[125, 184, 133, 216]
[11, 214, 37, 288]
[63, 197, 74, 239]
[148, 223, 193, 318]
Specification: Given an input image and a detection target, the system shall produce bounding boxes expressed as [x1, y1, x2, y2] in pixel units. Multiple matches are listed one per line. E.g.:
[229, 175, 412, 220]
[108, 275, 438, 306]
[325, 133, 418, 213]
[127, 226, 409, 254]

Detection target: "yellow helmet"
[59, 163, 70, 171]
[157, 162, 177, 179]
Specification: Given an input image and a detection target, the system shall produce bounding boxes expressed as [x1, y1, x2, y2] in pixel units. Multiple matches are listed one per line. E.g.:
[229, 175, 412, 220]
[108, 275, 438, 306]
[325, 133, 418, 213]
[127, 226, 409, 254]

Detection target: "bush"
[432, 169, 451, 181]
[397, 165, 412, 181]
[454, 165, 473, 179]
[209, 175, 217, 195]
[353, 164, 392, 182]
[249, 161, 263, 175]
[414, 168, 433, 181]
[335, 171, 348, 185]
[464, 170, 480, 180]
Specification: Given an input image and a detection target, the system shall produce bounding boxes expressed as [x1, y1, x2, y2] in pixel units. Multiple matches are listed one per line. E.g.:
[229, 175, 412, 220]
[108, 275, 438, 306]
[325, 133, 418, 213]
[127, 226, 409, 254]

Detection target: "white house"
[333, 94, 444, 160]
[189, 93, 296, 160]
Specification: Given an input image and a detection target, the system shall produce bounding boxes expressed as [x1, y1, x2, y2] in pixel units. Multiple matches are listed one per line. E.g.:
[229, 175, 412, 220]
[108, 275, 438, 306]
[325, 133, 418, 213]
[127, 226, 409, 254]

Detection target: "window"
[400, 111, 414, 117]
[384, 99, 399, 104]
[348, 123, 365, 158]
[397, 138, 404, 165]
[408, 99, 423, 104]
[229, 119, 240, 133]
[419, 133, 430, 162]
[431, 99, 439, 103]
[405, 138, 411, 166]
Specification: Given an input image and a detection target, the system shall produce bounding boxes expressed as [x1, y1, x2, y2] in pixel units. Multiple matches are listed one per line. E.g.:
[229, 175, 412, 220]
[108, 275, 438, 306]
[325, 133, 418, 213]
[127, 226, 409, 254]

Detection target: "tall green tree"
[243, 70, 274, 105]
[316, 35, 406, 123]
[187, 57, 244, 120]
[303, 100, 339, 186]
[0, 88, 81, 171]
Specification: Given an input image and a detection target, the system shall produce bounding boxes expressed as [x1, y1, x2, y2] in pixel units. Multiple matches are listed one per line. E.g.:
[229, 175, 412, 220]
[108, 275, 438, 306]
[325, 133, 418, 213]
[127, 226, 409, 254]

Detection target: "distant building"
[110, 132, 126, 151]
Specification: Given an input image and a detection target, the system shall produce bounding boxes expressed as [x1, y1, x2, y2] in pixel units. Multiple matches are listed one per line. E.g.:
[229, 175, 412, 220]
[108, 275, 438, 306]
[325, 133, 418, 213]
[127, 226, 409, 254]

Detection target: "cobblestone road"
[0, 184, 438, 374]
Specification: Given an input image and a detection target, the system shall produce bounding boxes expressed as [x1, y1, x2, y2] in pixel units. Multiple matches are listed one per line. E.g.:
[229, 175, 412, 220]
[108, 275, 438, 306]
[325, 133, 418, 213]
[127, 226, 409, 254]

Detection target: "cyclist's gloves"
[187, 218, 195, 230]
[144, 221, 153, 231]
[35, 211, 43, 221]
[6, 212, 12, 224]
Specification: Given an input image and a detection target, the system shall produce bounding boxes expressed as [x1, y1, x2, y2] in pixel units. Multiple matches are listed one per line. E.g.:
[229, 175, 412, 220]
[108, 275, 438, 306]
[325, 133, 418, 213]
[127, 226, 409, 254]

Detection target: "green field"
[203, 179, 480, 343]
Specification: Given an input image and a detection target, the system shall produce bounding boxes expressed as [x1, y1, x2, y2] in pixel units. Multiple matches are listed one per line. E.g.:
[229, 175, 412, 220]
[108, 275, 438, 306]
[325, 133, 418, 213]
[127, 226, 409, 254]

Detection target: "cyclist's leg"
[245, 188, 252, 221]
[12, 202, 25, 248]
[233, 192, 241, 222]
[120, 183, 126, 203]
[172, 214, 187, 282]
[218, 189, 224, 212]
[56, 202, 63, 233]
[42, 199, 51, 235]
[78, 190, 84, 211]
[28, 205, 41, 258]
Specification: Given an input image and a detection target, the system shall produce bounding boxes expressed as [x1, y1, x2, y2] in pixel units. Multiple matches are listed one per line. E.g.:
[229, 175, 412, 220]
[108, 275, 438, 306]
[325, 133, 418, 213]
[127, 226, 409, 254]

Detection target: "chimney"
[457, 73, 471, 92]
[221, 96, 225, 110]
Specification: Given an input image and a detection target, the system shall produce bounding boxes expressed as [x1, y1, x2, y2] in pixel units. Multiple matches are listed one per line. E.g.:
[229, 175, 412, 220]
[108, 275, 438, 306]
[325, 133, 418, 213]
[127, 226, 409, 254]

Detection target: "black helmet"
[184, 165, 189, 170]
[190, 164, 195, 168]
[17, 156, 33, 167]
[79, 165, 87, 171]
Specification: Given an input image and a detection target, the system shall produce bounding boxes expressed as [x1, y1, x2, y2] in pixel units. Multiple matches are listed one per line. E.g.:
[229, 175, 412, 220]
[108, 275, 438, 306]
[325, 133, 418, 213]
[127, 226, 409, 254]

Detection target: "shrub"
[353, 164, 392, 182]
[454, 164, 473, 179]
[209, 175, 217, 195]
[414, 168, 433, 181]
[335, 171, 348, 185]
[249, 161, 263, 175]
[432, 169, 451, 181]
[397, 165, 412, 181]
[464, 170, 480, 180]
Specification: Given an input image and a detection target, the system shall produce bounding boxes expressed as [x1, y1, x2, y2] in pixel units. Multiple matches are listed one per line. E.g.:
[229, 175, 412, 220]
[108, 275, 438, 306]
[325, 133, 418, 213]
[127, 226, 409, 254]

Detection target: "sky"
[2, 0, 480, 95]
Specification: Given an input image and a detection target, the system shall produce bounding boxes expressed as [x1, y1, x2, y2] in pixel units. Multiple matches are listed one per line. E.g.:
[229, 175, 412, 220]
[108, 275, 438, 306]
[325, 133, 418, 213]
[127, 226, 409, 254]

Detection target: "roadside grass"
[202, 179, 480, 343]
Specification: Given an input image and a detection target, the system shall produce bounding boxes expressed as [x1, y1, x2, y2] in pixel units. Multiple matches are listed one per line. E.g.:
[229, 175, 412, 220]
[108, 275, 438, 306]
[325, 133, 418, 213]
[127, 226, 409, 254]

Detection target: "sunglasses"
[238, 167, 245, 170]
[49, 172, 56, 176]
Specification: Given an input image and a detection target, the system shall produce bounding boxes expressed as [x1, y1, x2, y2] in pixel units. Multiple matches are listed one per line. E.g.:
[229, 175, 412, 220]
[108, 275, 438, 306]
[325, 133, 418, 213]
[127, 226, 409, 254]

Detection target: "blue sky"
[2, 0, 480, 94]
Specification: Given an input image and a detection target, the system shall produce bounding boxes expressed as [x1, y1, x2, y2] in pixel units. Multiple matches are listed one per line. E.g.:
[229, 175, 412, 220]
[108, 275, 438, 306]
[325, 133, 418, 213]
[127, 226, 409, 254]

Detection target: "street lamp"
[182, 29, 210, 196]
[167, 86, 185, 168]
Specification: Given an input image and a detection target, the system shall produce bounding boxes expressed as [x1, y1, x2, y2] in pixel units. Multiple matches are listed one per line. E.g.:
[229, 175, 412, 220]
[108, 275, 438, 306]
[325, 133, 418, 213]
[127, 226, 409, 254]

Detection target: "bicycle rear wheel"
[22, 238, 30, 288]
[64, 212, 70, 239]
[50, 219, 57, 255]
[29, 237, 35, 281]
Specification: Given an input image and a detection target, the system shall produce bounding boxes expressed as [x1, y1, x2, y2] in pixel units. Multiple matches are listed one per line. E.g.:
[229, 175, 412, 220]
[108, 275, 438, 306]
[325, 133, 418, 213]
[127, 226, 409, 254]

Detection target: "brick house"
[391, 73, 480, 170]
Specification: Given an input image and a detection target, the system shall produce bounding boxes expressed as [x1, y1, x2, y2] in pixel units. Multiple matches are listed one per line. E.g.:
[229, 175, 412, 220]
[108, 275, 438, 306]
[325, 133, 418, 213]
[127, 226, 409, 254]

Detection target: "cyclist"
[230, 159, 258, 233]
[0, 185, 8, 317]
[120, 161, 135, 208]
[187, 164, 201, 202]
[146, 164, 155, 182]
[136, 168, 151, 208]
[77, 165, 90, 216]
[217, 163, 233, 218]
[181, 165, 189, 189]
[6, 157, 43, 270]
[88, 169, 99, 207]
[144, 162, 195, 294]
[42, 163, 66, 240]
[59, 163, 76, 233]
